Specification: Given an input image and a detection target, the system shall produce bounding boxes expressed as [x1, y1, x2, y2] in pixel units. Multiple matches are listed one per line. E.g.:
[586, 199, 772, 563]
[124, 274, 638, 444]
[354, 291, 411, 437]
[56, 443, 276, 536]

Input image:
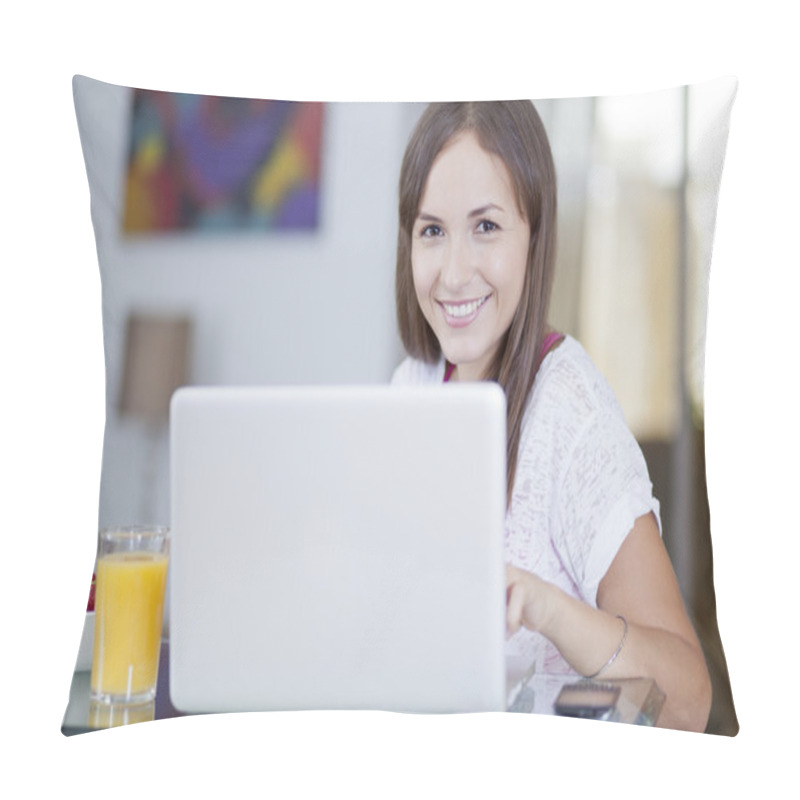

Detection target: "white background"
[3, 1, 797, 795]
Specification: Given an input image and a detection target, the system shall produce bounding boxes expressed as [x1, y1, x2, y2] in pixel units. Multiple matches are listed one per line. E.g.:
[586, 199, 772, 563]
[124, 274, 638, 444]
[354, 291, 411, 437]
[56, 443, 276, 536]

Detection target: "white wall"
[73, 78, 424, 525]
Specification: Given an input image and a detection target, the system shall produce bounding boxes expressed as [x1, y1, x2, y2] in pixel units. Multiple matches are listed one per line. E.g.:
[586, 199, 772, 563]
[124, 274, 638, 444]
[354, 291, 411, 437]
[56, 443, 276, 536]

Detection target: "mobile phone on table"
[554, 681, 621, 720]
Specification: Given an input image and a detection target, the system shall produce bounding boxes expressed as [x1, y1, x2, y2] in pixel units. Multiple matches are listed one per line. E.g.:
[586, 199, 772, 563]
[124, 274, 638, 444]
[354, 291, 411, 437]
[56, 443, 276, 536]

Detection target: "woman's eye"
[420, 224, 442, 238]
[476, 219, 498, 233]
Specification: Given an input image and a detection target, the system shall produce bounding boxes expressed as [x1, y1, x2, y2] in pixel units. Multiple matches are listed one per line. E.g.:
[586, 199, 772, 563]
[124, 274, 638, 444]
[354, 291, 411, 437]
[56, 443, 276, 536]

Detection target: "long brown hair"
[395, 101, 558, 505]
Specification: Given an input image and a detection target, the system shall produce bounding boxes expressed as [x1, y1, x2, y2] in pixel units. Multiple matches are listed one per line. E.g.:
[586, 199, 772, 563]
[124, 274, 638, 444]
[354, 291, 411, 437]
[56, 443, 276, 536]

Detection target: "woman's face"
[411, 132, 530, 382]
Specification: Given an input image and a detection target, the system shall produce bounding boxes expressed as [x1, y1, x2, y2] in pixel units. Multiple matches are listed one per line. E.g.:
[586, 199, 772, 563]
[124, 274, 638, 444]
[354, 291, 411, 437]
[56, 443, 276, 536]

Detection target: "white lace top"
[391, 335, 661, 674]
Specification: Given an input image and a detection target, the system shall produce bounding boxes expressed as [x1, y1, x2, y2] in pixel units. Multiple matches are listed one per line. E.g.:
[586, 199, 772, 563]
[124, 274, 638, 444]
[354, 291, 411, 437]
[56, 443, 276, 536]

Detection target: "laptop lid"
[169, 384, 509, 713]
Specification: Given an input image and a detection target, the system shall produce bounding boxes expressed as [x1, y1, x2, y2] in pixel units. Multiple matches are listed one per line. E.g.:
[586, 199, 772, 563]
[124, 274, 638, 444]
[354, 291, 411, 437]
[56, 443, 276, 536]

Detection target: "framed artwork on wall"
[123, 89, 324, 235]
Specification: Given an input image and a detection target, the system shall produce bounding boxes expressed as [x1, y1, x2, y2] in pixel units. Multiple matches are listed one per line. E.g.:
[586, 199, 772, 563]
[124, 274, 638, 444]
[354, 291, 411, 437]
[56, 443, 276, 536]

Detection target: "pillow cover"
[67, 74, 738, 734]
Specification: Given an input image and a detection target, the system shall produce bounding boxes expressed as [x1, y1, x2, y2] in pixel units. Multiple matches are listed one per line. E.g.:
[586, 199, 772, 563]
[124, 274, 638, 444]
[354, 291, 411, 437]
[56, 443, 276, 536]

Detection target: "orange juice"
[90, 551, 168, 703]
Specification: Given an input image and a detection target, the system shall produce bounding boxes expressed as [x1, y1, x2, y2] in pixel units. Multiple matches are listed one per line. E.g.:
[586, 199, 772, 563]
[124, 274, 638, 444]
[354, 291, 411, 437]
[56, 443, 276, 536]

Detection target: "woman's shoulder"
[390, 355, 444, 385]
[533, 334, 623, 421]
[519, 334, 632, 460]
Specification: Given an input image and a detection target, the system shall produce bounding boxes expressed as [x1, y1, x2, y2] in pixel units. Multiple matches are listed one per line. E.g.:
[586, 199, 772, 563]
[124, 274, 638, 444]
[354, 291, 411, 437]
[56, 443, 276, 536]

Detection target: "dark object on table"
[554, 681, 622, 720]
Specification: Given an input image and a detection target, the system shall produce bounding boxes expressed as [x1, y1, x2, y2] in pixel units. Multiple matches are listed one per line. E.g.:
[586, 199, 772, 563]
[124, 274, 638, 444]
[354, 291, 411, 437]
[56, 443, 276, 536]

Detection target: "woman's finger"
[506, 578, 525, 636]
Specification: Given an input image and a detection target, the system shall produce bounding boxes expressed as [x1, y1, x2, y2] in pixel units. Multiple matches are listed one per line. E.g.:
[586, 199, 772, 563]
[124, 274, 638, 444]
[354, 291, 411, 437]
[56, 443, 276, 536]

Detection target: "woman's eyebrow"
[417, 203, 503, 223]
[468, 203, 503, 218]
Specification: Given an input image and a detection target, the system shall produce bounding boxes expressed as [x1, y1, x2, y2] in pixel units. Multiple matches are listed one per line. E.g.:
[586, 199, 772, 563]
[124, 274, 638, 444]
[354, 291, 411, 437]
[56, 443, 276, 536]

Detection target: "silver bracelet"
[584, 615, 628, 680]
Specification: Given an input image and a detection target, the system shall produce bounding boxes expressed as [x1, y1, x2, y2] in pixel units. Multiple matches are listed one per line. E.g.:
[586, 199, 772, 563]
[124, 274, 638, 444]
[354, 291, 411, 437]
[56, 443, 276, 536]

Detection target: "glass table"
[62, 642, 664, 734]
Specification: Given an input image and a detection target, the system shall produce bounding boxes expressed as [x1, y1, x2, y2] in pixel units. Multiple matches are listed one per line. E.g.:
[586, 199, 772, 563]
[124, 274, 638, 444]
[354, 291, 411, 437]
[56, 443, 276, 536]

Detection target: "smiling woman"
[392, 100, 712, 732]
[396, 101, 558, 504]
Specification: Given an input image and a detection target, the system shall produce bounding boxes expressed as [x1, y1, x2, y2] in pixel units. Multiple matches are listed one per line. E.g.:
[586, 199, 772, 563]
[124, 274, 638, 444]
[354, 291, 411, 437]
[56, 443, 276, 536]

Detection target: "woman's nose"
[440, 236, 475, 292]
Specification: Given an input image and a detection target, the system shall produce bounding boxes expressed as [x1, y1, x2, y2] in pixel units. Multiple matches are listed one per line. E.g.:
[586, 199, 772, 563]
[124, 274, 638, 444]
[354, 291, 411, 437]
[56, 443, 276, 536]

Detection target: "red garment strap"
[443, 361, 456, 382]
[539, 331, 564, 363]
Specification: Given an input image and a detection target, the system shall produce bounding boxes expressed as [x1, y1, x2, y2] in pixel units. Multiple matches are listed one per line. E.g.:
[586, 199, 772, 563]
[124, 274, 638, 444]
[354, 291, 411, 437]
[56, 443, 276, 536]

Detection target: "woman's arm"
[506, 511, 712, 732]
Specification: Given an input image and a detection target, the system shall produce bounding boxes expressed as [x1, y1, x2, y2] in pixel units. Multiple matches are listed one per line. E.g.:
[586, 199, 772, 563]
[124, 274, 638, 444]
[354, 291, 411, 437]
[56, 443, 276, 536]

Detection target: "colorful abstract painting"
[122, 89, 324, 234]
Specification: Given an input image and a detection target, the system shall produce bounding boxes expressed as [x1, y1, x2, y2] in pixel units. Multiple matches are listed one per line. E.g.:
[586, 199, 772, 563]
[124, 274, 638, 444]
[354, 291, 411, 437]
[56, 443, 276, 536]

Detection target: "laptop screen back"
[169, 384, 507, 713]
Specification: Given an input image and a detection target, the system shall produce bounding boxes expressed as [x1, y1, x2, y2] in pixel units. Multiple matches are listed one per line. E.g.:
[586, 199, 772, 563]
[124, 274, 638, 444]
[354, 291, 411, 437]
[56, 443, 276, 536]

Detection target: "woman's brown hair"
[395, 101, 558, 505]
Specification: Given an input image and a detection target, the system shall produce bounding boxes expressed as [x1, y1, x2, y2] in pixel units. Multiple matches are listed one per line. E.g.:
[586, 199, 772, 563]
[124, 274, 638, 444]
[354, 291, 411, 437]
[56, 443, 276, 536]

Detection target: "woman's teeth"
[442, 296, 488, 318]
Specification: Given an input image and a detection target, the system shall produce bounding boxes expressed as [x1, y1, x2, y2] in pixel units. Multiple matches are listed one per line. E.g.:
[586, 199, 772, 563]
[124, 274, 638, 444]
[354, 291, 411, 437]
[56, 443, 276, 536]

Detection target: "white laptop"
[168, 383, 532, 714]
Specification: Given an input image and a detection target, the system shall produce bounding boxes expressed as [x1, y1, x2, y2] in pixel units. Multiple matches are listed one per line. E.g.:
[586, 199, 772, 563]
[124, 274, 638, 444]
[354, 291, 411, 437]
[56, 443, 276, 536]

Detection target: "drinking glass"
[90, 525, 169, 704]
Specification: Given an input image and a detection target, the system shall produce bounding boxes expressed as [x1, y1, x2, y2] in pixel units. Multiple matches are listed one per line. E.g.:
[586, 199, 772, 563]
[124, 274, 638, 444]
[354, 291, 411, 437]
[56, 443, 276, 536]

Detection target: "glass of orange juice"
[90, 525, 169, 704]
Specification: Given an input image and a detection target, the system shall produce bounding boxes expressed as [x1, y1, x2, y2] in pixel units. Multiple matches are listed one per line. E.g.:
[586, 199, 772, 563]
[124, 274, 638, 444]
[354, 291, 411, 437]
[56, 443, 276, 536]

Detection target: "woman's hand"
[505, 563, 555, 636]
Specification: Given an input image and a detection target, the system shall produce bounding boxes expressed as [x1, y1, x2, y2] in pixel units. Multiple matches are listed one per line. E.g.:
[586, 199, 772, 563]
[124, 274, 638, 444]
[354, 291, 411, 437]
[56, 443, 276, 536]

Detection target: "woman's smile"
[438, 294, 492, 325]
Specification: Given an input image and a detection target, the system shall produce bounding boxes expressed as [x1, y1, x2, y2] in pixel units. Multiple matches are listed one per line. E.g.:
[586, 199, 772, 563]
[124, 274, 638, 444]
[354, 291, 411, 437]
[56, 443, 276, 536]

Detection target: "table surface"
[62, 641, 664, 734]
[508, 673, 665, 724]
